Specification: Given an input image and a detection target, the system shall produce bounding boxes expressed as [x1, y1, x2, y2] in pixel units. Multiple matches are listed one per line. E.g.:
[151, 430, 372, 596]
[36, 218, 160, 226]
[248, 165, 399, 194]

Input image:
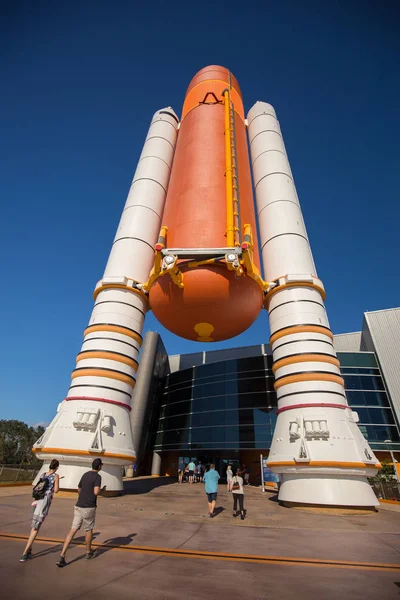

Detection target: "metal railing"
[0, 464, 40, 484]
[369, 477, 400, 501]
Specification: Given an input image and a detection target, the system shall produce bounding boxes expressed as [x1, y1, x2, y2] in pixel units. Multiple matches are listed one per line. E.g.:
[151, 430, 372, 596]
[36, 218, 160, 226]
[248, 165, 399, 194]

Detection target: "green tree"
[378, 459, 395, 482]
[0, 420, 45, 464]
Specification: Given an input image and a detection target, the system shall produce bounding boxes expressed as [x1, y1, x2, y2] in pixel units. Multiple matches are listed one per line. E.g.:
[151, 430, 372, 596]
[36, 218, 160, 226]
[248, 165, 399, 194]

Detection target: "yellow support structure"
[229, 102, 240, 247]
[223, 89, 235, 247]
[241, 224, 269, 292]
[141, 251, 163, 292]
[141, 225, 184, 292]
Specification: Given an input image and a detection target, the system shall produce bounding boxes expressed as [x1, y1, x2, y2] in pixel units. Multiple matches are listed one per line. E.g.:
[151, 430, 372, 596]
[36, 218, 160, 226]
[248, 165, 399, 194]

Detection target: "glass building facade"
[155, 355, 276, 453]
[152, 351, 399, 455]
[339, 352, 399, 450]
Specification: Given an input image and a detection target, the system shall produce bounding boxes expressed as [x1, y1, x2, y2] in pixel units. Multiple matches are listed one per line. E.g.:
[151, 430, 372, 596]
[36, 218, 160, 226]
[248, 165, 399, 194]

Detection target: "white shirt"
[231, 476, 244, 494]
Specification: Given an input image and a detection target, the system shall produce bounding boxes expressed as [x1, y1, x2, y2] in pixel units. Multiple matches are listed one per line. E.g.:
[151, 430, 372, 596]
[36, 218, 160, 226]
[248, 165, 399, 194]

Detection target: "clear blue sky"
[1, 1, 399, 424]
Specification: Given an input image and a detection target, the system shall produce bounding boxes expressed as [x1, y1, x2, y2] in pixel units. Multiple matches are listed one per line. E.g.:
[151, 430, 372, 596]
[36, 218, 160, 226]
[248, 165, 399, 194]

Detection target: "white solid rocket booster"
[247, 102, 380, 507]
[33, 108, 179, 491]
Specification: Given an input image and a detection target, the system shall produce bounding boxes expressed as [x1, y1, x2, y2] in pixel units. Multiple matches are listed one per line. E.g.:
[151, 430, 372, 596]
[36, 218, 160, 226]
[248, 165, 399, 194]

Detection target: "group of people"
[20, 457, 105, 567]
[178, 460, 204, 483]
[179, 462, 250, 520]
[21, 457, 248, 566]
[203, 464, 247, 520]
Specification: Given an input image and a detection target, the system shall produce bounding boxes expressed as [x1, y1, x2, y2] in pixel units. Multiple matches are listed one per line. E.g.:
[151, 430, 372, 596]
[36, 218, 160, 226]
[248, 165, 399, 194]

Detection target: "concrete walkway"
[1, 479, 400, 599]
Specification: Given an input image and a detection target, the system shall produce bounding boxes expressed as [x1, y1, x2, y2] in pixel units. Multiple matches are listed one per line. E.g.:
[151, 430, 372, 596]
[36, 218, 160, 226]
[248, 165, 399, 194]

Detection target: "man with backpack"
[56, 458, 105, 567]
[20, 459, 61, 562]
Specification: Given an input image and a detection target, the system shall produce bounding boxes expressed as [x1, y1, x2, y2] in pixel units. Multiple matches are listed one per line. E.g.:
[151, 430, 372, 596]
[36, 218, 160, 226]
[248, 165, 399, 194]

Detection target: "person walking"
[184, 464, 189, 482]
[244, 468, 250, 486]
[188, 460, 196, 484]
[232, 469, 246, 520]
[20, 459, 61, 562]
[238, 464, 247, 483]
[196, 462, 203, 483]
[226, 465, 233, 492]
[56, 458, 105, 567]
[203, 464, 220, 517]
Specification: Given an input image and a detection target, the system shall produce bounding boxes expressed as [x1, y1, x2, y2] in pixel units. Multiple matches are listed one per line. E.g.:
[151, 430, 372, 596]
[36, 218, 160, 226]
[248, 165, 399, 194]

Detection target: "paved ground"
[1, 478, 400, 599]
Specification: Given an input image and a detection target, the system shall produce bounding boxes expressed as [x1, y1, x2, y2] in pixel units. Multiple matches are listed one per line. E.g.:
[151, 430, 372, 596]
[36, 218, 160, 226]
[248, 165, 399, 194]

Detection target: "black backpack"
[32, 475, 49, 500]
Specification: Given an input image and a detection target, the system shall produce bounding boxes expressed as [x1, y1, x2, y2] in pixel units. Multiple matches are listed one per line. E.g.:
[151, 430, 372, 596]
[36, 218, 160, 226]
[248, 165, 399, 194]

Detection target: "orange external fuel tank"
[149, 66, 263, 342]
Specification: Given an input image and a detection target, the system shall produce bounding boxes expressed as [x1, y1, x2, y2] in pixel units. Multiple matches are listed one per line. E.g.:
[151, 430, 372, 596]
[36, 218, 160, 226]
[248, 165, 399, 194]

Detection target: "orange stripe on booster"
[32, 447, 136, 462]
[272, 354, 340, 373]
[267, 461, 381, 470]
[270, 325, 334, 345]
[71, 368, 136, 387]
[84, 325, 142, 346]
[274, 373, 344, 390]
[76, 351, 138, 370]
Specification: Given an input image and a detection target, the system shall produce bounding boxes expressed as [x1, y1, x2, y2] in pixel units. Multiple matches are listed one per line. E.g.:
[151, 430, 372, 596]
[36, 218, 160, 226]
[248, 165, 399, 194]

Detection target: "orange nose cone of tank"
[149, 266, 263, 342]
[182, 65, 244, 122]
[185, 65, 242, 96]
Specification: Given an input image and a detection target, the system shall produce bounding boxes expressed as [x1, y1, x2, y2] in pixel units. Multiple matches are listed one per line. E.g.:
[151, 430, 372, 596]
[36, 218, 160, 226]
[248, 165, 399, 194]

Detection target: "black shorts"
[207, 492, 217, 502]
[189, 470, 194, 476]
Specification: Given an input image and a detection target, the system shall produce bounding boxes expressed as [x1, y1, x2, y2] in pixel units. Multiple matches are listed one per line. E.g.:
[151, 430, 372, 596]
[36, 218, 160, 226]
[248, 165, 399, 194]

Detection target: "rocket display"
[34, 66, 381, 507]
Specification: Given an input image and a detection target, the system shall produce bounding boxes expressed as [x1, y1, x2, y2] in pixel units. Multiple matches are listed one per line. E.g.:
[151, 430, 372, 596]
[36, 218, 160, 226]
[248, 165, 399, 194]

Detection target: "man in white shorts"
[56, 458, 104, 567]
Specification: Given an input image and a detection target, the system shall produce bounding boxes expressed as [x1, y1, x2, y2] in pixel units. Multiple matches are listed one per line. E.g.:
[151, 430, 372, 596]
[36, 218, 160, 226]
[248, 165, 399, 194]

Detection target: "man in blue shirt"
[203, 464, 220, 517]
[188, 460, 196, 484]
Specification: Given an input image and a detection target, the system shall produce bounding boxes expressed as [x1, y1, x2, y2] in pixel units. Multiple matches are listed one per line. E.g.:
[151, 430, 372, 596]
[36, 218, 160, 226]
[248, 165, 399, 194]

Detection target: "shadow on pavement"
[32, 532, 101, 561]
[267, 494, 279, 503]
[33, 545, 62, 559]
[213, 507, 225, 517]
[65, 532, 138, 564]
[97, 533, 137, 556]
[123, 477, 176, 495]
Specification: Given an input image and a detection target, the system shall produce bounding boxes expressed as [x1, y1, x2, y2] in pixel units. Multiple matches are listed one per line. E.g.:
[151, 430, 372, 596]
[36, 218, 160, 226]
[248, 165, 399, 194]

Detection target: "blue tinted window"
[355, 407, 370, 423]
[237, 356, 266, 372]
[194, 360, 236, 378]
[190, 424, 271, 446]
[158, 414, 191, 430]
[166, 368, 193, 387]
[346, 391, 389, 407]
[193, 380, 238, 398]
[160, 400, 192, 418]
[163, 386, 192, 402]
[357, 408, 396, 425]
[337, 353, 377, 367]
[192, 394, 238, 412]
[155, 429, 189, 446]
[191, 411, 234, 428]
[340, 367, 380, 375]
[358, 425, 399, 443]
[343, 375, 385, 391]
[183, 408, 274, 429]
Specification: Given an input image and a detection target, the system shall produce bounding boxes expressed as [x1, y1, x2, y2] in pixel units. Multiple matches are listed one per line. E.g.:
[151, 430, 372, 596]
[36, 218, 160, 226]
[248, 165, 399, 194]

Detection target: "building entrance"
[178, 455, 241, 481]
[215, 457, 241, 480]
